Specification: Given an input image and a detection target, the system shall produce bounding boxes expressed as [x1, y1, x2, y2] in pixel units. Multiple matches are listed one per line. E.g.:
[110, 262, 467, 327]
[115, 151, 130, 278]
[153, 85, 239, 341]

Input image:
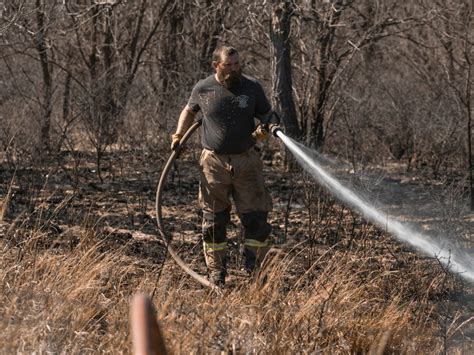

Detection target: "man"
[170, 46, 277, 286]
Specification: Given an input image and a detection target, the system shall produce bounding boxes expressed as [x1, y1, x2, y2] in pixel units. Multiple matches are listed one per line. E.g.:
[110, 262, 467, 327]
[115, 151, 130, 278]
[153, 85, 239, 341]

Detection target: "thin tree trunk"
[199, 1, 228, 73]
[270, 1, 301, 139]
[101, 5, 119, 145]
[468, 103, 473, 211]
[309, 7, 341, 149]
[467, 57, 473, 210]
[35, 0, 53, 155]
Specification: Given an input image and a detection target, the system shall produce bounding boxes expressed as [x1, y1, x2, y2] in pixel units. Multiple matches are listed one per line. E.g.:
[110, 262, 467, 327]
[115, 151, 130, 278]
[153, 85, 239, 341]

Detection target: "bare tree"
[33, 0, 54, 154]
[290, 1, 435, 149]
[0, 0, 471, 202]
[62, 0, 172, 178]
[0, 1, 60, 156]
[270, 1, 301, 139]
[198, 0, 230, 74]
[428, 1, 473, 209]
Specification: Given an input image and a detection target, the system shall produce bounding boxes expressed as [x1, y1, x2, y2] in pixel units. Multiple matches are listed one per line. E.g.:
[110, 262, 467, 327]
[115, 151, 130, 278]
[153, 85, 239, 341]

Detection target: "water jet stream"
[277, 131, 474, 283]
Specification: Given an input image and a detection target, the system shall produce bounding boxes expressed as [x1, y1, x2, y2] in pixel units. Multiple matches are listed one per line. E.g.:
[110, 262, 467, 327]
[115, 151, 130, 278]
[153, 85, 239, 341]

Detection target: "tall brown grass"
[0, 151, 471, 353]
[1, 201, 468, 353]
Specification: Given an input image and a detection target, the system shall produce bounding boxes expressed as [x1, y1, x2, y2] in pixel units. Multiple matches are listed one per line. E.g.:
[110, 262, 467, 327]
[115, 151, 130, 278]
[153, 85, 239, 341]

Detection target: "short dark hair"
[212, 46, 238, 63]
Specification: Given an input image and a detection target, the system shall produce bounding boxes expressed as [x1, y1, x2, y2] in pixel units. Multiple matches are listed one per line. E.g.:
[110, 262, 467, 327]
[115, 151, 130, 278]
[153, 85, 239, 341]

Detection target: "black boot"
[209, 269, 226, 287]
[243, 248, 257, 275]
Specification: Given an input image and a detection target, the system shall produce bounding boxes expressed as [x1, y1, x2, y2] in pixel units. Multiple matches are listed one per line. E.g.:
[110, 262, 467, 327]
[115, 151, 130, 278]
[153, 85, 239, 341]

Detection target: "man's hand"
[170, 133, 183, 150]
[252, 124, 269, 142]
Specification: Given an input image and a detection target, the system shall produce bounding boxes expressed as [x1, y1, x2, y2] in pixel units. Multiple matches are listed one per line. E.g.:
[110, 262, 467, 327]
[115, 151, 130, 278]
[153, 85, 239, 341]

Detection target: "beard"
[219, 70, 242, 89]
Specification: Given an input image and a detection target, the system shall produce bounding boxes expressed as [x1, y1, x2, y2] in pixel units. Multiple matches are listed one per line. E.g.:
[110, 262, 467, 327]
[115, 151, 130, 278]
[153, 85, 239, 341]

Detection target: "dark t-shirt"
[186, 74, 271, 154]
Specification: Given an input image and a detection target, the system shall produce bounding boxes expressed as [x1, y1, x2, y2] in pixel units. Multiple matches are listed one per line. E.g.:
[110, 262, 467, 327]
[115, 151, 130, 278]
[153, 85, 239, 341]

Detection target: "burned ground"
[0, 145, 473, 353]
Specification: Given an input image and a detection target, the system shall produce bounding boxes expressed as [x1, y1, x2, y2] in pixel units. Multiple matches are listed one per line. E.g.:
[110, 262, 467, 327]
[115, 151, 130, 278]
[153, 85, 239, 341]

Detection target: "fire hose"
[155, 117, 282, 291]
[155, 119, 218, 290]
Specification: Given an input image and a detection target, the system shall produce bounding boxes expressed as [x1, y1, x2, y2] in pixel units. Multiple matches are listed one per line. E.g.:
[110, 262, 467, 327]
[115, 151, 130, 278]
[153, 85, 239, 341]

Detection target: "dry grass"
[0, 151, 472, 353]
[0, 173, 15, 222]
[0, 210, 468, 353]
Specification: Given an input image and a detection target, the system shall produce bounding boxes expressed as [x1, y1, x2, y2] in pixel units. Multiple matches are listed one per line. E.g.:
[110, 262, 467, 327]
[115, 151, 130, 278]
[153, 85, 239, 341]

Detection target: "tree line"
[0, 0, 472, 208]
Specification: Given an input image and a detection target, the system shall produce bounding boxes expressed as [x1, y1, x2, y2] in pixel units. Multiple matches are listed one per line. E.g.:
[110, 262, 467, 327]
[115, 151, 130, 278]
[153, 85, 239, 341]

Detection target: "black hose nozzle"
[270, 124, 283, 137]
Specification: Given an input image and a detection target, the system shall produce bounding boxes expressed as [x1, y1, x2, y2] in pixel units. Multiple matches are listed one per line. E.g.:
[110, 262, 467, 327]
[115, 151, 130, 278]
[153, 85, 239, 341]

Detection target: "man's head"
[212, 46, 242, 89]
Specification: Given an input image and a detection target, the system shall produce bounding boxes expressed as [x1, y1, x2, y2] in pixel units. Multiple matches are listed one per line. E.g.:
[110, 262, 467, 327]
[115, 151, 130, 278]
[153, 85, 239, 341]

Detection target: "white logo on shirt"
[234, 95, 249, 108]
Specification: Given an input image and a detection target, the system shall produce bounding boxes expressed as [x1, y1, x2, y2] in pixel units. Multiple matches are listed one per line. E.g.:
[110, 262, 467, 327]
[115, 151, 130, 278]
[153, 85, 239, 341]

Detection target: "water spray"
[274, 129, 474, 283]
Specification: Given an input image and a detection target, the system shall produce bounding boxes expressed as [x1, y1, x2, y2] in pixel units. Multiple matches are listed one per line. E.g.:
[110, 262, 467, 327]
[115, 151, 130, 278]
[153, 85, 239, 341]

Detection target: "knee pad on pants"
[241, 211, 271, 242]
[202, 208, 230, 243]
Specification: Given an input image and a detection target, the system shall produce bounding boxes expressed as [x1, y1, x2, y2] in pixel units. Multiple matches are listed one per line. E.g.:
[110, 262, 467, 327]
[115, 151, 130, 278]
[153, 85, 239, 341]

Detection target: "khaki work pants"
[199, 148, 272, 276]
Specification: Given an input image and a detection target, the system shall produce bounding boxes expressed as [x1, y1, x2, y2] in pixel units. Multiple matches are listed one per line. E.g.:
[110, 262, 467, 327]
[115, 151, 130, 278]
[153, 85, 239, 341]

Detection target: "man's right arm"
[175, 107, 196, 136]
[171, 107, 197, 150]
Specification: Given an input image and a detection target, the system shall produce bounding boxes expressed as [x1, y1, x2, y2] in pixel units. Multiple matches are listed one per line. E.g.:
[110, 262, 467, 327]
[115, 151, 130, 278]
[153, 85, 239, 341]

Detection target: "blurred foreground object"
[130, 293, 167, 355]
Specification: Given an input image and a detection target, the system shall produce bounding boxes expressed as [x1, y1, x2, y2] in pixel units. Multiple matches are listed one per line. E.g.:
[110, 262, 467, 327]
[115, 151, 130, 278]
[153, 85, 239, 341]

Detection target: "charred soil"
[0, 146, 473, 353]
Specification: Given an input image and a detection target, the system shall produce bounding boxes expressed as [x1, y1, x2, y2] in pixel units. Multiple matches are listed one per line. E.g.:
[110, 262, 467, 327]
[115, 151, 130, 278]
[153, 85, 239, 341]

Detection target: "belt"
[205, 146, 255, 156]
